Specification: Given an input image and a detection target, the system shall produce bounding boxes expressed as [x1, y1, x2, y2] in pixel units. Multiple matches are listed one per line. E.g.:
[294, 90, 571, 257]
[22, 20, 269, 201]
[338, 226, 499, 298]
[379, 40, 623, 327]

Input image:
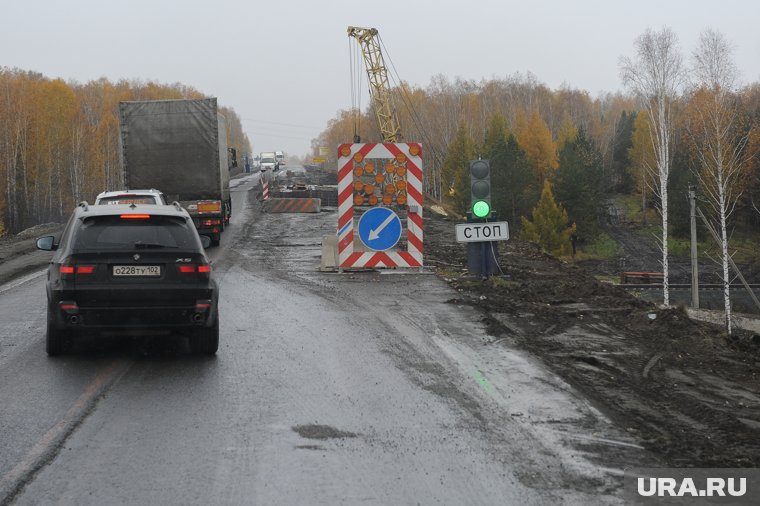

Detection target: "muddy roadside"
[423, 207, 760, 468]
[0, 224, 61, 285]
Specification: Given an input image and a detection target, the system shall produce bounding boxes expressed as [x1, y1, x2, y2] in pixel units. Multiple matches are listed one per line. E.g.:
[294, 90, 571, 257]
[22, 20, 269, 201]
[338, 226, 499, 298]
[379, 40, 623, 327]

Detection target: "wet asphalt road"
[0, 174, 652, 505]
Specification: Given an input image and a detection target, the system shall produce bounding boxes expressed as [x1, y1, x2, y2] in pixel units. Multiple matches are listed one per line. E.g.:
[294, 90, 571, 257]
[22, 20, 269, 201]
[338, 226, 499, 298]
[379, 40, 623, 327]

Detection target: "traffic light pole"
[466, 212, 499, 279]
[467, 158, 499, 278]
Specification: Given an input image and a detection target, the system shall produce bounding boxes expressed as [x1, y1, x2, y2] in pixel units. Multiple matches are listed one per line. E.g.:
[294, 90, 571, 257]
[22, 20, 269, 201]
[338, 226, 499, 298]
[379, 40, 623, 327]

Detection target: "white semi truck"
[260, 151, 278, 171]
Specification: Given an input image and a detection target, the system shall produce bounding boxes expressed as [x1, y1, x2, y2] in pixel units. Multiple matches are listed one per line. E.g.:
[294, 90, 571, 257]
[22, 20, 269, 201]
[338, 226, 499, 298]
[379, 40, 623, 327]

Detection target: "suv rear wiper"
[134, 242, 178, 249]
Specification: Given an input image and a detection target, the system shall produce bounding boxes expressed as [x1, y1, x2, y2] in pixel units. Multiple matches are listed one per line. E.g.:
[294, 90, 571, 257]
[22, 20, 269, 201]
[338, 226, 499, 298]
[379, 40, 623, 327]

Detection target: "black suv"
[36, 202, 219, 355]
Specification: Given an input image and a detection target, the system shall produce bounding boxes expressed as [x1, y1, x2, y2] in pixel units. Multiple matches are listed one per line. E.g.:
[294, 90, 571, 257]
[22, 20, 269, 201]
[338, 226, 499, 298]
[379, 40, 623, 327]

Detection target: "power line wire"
[378, 34, 445, 196]
[240, 118, 322, 130]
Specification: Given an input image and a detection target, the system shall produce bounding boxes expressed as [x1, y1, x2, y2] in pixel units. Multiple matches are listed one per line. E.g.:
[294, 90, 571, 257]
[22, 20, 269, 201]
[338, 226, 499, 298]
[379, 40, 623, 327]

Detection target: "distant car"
[36, 202, 219, 356]
[94, 189, 167, 205]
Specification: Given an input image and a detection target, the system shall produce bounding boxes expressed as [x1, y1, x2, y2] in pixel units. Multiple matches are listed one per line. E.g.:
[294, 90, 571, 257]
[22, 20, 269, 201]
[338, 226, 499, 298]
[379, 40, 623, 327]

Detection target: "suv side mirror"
[36, 236, 56, 251]
[200, 235, 212, 249]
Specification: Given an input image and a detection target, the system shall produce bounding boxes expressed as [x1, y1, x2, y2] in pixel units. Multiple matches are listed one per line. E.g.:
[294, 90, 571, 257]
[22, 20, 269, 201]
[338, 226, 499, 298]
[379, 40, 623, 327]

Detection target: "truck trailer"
[118, 98, 232, 246]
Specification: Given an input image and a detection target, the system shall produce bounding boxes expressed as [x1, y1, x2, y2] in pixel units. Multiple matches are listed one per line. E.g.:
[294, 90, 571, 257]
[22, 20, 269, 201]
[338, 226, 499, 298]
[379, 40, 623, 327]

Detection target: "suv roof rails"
[172, 201, 183, 212]
[78, 201, 89, 212]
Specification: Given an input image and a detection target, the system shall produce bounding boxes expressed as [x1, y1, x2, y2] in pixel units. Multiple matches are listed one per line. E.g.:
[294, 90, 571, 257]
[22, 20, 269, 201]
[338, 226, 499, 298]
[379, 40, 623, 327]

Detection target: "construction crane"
[347, 26, 402, 142]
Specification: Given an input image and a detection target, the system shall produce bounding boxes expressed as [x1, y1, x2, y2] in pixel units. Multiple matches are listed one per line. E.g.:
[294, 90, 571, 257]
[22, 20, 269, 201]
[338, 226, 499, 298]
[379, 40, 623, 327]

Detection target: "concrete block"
[320, 235, 339, 271]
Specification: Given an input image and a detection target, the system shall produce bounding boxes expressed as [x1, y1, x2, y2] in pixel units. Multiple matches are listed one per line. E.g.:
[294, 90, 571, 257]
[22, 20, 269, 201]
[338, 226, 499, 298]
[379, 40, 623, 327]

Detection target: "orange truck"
[119, 98, 233, 246]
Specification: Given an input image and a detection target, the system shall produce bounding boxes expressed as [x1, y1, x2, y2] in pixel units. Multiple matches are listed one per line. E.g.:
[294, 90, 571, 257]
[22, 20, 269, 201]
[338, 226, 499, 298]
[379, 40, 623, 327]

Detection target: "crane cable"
[378, 34, 444, 198]
[348, 36, 363, 142]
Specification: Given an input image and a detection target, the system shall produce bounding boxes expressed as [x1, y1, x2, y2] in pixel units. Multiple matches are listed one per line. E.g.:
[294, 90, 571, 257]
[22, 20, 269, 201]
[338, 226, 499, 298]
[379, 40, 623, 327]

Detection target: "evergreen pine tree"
[442, 121, 476, 214]
[482, 112, 509, 156]
[500, 134, 536, 231]
[519, 180, 573, 256]
[554, 129, 604, 241]
[612, 111, 637, 193]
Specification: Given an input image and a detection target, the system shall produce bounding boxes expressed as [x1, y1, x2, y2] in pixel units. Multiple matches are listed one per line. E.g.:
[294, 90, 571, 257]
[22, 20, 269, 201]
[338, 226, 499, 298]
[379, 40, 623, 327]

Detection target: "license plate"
[112, 265, 161, 277]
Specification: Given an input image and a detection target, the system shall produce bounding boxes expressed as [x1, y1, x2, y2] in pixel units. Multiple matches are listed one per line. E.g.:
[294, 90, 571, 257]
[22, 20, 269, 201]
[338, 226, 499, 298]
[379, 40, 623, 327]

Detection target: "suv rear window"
[97, 196, 159, 205]
[73, 215, 199, 251]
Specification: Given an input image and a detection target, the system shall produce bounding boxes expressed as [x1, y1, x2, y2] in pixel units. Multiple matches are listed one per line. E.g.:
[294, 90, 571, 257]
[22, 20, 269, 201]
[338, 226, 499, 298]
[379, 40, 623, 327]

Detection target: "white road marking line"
[0, 359, 132, 503]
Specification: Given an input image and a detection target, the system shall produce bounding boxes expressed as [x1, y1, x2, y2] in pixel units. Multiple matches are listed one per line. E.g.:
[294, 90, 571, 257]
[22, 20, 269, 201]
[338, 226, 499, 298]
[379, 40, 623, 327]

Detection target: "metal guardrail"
[620, 271, 664, 284]
[622, 283, 760, 290]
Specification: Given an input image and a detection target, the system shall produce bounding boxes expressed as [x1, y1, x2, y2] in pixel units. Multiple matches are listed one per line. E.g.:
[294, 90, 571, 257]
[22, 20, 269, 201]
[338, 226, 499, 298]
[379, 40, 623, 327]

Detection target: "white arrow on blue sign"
[358, 207, 402, 251]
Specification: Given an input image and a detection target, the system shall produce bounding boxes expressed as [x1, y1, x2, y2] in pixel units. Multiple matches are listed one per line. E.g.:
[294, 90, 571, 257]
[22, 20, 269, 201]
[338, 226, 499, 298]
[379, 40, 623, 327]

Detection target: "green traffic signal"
[472, 200, 491, 218]
[469, 159, 491, 219]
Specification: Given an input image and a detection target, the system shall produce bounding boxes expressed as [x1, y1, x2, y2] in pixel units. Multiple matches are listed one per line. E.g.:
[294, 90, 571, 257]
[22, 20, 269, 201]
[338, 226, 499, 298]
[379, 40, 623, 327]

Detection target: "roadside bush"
[574, 232, 623, 260]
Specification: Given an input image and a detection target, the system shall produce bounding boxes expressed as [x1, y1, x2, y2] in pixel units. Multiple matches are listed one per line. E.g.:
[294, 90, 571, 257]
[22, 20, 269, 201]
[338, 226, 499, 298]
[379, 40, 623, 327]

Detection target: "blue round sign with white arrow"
[357, 207, 402, 251]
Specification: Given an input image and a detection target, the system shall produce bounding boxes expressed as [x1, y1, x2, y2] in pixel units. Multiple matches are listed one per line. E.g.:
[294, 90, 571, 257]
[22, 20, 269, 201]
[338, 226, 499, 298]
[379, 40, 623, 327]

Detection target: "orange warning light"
[353, 167, 363, 177]
[340, 145, 351, 157]
[364, 162, 375, 173]
[396, 194, 407, 205]
[382, 194, 393, 205]
[396, 166, 407, 177]
[395, 152, 406, 163]
[395, 180, 407, 191]
[353, 181, 364, 192]
[354, 195, 365, 206]
[353, 153, 364, 163]
[385, 184, 396, 195]
[363, 184, 375, 195]
[409, 145, 421, 156]
[384, 162, 395, 173]
[374, 173, 385, 184]
[368, 195, 378, 206]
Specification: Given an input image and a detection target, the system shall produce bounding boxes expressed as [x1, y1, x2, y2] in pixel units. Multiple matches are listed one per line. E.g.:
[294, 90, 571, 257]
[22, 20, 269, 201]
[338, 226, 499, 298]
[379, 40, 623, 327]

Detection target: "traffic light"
[470, 159, 491, 218]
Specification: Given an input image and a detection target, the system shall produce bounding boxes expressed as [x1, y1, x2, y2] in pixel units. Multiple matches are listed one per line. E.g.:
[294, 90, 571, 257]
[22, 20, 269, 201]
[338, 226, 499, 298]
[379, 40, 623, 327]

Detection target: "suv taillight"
[177, 263, 211, 277]
[59, 264, 96, 279]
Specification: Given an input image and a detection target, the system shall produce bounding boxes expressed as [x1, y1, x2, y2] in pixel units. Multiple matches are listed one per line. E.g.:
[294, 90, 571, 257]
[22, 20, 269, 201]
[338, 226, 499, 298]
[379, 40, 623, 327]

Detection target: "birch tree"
[620, 27, 684, 307]
[689, 29, 749, 334]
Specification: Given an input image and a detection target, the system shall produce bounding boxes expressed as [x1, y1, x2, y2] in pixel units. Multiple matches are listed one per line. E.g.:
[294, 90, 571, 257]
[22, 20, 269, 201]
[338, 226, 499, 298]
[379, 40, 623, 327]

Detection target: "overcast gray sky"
[3, 0, 759, 158]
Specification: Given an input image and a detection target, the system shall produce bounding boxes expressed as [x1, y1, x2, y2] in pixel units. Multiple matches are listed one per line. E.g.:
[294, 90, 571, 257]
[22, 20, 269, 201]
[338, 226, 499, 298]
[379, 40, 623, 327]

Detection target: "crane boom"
[347, 26, 402, 142]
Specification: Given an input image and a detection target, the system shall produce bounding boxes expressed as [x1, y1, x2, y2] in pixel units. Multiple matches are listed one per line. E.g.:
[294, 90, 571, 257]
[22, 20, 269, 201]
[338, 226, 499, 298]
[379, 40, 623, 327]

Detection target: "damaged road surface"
[1, 175, 656, 504]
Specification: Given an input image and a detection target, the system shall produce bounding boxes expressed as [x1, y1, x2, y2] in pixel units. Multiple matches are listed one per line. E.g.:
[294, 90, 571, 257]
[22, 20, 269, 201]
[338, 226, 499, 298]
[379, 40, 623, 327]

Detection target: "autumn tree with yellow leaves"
[514, 108, 559, 184]
[441, 121, 476, 214]
[0, 69, 250, 235]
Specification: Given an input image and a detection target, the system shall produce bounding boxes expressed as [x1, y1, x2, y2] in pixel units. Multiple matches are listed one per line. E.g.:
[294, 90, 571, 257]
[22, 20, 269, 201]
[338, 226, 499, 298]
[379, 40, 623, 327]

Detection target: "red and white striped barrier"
[260, 173, 270, 201]
[337, 143, 423, 269]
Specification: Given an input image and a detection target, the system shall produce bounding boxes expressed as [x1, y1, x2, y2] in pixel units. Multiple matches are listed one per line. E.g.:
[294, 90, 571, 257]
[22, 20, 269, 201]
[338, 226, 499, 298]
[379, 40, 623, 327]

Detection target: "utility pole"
[689, 187, 699, 309]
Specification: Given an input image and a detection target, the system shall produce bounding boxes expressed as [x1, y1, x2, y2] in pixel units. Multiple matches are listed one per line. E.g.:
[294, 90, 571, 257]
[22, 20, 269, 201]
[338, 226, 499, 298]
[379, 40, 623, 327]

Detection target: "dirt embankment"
[424, 207, 760, 468]
[0, 224, 62, 285]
